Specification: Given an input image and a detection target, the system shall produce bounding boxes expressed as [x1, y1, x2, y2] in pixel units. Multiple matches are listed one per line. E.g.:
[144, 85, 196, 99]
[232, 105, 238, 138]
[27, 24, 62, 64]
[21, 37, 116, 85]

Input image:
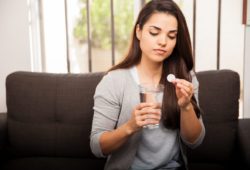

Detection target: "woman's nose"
[157, 36, 167, 46]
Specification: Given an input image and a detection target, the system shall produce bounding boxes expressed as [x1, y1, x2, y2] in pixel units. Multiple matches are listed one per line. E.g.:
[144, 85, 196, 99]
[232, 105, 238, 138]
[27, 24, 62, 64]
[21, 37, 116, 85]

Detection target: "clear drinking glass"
[139, 84, 164, 129]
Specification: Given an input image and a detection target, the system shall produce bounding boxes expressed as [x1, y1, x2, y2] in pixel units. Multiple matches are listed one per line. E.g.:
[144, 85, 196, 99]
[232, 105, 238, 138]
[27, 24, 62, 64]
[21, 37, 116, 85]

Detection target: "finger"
[135, 110, 148, 117]
[135, 109, 155, 120]
[147, 113, 161, 121]
[135, 113, 146, 126]
[173, 79, 193, 95]
[140, 116, 161, 127]
[136, 102, 154, 110]
[150, 102, 162, 109]
[136, 120, 146, 127]
[136, 109, 161, 122]
[175, 79, 193, 88]
[143, 119, 160, 126]
[141, 108, 161, 115]
[180, 88, 190, 98]
[136, 117, 155, 127]
[176, 83, 193, 95]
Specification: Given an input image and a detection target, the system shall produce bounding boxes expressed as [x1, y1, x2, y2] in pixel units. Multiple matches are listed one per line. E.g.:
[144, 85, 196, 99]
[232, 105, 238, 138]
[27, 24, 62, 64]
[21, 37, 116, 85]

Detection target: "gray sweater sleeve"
[90, 72, 122, 158]
[180, 71, 206, 149]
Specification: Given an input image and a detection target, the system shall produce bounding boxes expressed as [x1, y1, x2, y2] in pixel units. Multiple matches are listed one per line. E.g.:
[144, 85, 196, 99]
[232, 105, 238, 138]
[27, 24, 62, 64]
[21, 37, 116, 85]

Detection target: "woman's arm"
[180, 103, 202, 144]
[100, 102, 161, 155]
[99, 122, 134, 155]
[172, 77, 205, 146]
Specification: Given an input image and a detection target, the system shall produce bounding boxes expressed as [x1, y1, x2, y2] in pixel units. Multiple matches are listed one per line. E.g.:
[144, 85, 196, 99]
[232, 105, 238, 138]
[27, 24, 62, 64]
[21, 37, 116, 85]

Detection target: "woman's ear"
[136, 24, 142, 40]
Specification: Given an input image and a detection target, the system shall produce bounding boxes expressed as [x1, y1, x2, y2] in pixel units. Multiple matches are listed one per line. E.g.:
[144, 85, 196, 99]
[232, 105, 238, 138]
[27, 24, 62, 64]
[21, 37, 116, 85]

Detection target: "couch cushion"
[189, 163, 227, 170]
[189, 162, 244, 170]
[238, 119, 250, 168]
[1, 157, 106, 170]
[187, 70, 240, 163]
[6, 71, 104, 158]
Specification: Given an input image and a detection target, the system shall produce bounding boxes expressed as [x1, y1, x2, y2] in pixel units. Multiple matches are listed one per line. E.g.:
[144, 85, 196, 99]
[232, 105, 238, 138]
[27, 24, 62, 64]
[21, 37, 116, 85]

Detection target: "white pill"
[167, 74, 176, 82]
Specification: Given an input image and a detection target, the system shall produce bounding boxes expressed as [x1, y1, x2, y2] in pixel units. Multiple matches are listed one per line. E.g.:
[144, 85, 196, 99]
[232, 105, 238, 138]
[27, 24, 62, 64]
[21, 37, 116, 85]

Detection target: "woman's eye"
[169, 35, 176, 40]
[149, 32, 158, 36]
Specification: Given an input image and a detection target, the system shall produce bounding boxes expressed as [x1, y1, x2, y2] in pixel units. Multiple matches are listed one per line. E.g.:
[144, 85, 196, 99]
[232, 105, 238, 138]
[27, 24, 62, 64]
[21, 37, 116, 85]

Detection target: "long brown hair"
[109, 0, 200, 129]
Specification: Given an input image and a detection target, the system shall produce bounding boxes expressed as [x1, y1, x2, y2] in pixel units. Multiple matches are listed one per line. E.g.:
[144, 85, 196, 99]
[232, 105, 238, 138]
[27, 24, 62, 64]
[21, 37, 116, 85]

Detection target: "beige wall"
[0, 0, 31, 112]
[0, 0, 249, 117]
[244, 27, 250, 118]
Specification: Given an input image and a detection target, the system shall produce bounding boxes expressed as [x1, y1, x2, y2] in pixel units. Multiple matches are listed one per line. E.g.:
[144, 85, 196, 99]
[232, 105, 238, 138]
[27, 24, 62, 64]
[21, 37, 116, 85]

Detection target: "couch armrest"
[238, 119, 250, 168]
[0, 112, 7, 150]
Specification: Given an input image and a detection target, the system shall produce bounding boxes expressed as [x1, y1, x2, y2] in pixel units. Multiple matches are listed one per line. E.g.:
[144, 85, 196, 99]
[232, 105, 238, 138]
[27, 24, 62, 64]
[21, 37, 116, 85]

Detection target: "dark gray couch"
[0, 70, 249, 170]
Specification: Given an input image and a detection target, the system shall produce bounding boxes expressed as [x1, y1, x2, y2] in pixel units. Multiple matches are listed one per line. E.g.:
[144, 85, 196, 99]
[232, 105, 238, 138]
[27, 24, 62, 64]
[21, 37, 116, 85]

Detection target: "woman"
[90, 0, 205, 169]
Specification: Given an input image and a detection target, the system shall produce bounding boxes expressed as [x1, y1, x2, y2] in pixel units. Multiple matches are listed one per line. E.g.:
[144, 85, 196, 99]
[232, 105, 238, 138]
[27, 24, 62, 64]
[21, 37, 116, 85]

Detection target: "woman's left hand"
[172, 79, 194, 110]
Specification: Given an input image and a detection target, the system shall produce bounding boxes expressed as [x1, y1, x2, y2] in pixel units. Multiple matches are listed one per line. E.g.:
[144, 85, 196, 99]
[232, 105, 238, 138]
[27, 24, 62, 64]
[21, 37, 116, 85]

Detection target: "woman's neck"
[136, 58, 163, 84]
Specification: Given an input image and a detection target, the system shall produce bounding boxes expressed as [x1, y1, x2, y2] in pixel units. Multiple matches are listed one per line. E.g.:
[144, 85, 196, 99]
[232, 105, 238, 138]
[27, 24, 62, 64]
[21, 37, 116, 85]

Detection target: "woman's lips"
[153, 49, 167, 55]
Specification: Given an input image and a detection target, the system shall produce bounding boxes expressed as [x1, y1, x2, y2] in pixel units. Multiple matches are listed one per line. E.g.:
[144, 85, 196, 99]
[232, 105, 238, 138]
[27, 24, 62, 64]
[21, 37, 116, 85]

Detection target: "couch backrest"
[6, 71, 104, 158]
[187, 69, 240, 163]
[6, 70, 240, 162]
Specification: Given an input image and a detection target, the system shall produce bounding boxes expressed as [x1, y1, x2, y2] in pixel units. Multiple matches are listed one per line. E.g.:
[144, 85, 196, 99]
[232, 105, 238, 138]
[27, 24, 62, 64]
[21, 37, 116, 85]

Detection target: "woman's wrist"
[180, 102, 193, 112]
[124, 121, 139, 136]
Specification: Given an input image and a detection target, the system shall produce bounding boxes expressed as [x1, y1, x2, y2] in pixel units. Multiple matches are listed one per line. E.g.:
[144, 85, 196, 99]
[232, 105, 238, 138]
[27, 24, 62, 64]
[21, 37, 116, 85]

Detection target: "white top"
[130, 66, 181, 169]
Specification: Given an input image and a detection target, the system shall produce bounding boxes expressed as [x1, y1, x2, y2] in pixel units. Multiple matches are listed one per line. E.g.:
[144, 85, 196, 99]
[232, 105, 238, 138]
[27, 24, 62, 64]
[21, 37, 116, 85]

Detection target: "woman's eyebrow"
[169, 30, 178, 33]
[149, 25, 161, 30]
[149, 25, 177, 33]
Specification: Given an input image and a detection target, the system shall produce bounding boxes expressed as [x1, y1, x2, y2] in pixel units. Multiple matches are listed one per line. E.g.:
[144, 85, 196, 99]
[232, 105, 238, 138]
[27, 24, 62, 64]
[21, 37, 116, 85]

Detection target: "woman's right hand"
[126, 102, 161, 133]
[99, 102, 161, 155]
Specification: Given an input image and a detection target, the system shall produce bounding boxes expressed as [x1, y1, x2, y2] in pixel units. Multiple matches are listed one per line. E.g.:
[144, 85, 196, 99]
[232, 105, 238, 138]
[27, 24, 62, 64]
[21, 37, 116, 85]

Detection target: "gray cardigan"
[90, 69, 205, 170]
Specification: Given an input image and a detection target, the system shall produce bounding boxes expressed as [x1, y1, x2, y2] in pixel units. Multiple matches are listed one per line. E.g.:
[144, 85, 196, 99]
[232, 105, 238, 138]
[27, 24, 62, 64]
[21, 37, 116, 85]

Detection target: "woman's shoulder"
[189, 70, 199, 88]
[97, 68, 130, 87]
[107, 68, 130, 76]
[189, 70, 196, 77]
[95, 68, 131, 101]
[105, 68, 131, 81]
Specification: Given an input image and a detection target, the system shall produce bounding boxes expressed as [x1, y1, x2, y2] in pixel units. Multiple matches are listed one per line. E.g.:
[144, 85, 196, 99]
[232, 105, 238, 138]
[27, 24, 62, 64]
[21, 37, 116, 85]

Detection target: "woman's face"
[136, 12, 178, 64]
